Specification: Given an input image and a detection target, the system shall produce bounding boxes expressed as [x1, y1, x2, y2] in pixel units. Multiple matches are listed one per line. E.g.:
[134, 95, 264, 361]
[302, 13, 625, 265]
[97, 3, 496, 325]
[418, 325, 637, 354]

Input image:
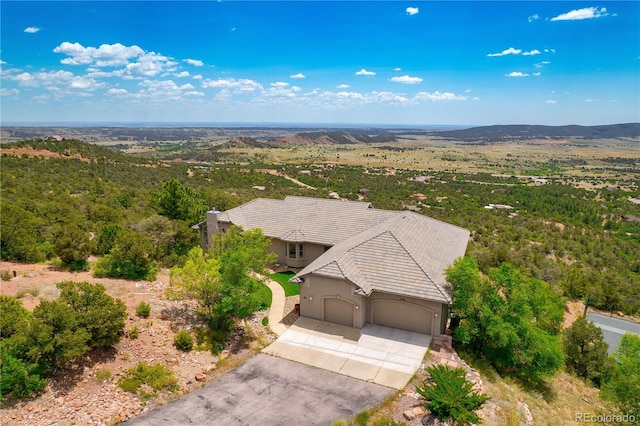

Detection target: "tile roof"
[216, 196, 469, 303]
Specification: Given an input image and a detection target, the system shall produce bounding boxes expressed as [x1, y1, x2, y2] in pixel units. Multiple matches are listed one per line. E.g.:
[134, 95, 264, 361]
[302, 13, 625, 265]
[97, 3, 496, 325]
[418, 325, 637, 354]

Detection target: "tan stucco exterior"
[299, 275, 367, 328]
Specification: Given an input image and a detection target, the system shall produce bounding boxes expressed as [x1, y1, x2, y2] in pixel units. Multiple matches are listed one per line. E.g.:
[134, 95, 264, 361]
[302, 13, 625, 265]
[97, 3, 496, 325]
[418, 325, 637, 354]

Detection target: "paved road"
[124, 354, 393, 426]
[587, 313, 640, 354]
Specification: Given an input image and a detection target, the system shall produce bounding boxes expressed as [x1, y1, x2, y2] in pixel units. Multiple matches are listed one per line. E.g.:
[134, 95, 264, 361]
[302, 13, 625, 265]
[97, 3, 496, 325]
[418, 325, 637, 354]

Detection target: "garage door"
[324, 298, 354, 327]
[371, 300, 432, 334]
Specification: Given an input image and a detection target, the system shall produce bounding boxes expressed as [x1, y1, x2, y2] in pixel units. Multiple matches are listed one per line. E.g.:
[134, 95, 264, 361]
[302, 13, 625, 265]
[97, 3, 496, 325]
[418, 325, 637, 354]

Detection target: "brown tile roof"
[217, 196, 469, 302]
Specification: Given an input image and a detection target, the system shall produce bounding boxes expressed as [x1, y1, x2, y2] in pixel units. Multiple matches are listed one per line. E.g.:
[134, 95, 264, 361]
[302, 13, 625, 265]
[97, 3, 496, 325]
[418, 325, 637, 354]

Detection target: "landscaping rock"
[195, 372, 206, 382]
[404, 409, 417, 420]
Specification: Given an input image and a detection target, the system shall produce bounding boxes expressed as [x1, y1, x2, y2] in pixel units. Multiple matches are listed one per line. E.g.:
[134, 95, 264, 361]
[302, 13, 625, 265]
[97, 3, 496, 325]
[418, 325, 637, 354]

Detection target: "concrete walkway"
[264, 317, 431, 389]
[256, 273, 288, 336]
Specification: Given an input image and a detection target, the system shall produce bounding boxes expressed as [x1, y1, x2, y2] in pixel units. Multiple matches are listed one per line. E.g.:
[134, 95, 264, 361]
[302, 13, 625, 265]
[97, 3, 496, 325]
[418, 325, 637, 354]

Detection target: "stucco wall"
[300, 274, 366, 328]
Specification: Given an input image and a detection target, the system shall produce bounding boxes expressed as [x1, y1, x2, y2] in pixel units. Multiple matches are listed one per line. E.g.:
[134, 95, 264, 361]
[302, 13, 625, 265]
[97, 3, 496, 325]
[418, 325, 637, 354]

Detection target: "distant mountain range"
[428, 123, 640, 142]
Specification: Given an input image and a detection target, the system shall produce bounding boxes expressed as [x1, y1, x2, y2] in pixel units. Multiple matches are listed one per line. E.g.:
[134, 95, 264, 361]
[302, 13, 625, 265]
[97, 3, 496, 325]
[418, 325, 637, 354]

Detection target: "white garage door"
[324, 298, 354, 327]
[372, 300, 432, 334]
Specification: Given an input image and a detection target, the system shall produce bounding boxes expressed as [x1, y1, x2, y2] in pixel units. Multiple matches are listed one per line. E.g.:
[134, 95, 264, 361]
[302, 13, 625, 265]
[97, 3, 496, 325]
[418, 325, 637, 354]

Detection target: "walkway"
[256, 273, 288, 336]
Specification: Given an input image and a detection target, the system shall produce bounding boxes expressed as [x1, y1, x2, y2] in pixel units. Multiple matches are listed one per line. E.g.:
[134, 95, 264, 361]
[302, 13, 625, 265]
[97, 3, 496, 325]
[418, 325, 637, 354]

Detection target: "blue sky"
[1, 1, 638, 126]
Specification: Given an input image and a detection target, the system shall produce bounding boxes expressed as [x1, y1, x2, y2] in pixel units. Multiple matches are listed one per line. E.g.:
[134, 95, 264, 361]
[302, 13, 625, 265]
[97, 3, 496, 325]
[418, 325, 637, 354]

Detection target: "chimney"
[206, 209, 221, 249]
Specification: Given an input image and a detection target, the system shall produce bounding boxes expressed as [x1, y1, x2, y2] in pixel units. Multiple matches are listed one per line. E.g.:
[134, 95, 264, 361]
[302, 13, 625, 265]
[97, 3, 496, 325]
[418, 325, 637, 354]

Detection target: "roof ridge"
[386, 218, 451, 302]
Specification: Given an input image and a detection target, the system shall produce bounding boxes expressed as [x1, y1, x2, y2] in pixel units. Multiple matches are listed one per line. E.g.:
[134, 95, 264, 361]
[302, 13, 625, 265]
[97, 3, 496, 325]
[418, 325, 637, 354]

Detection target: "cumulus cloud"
[390, 75, 423, 84]
[54, 42, 144, 66]
[414, 91, 466, 102]
[534, 61, 551, 68]
[290, 73, 305, 79]
[107, 88, 128, 96]
[406, 7, 419, 15]
[532, 72, 541, 77]
[24, 27, 41, 33]
[270, 82, 289, 88]
[336, 84, 350, 89]
[528, 14, 539, 22]
[355, 68, 376, 76]
[505, 72, 529, 77]
[175, 71, 190, 78]
[551, 7, 610, 21]
[544, 48, 556, 54]
[123, 52, 177, 78]
[394, 67, 402, 71]
[522, 49, 541, 56]
[5, 69, 104, 91]
[547, 100, 557, 104]
[183, 58, 204, 66]
[1, 88, 20, 97]
[193, 74, 203, 80]
[487, 47, 522, 57]
[202, 77, 263, 93]
[133, 79, 204, 101]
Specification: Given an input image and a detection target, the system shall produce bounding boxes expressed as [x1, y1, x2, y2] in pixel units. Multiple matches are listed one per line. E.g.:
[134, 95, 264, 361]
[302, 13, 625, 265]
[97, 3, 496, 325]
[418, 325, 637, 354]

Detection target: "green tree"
[0, 339, 47, 402]
[169, 226, 276, 332]
[95, 224, 121, 255]
[57, 281, 127, 349]
[601, 333, 640, 419]
[0, 296, 31, 339]
[563, 316, 613, 387]
[94, 229, 157, 280]
[447, 258, 565, 381]
[151, 178, 207, 224]
[16, 301, 90, 371]
[415, 364, 489, 426]
[53, 224, 93, 270]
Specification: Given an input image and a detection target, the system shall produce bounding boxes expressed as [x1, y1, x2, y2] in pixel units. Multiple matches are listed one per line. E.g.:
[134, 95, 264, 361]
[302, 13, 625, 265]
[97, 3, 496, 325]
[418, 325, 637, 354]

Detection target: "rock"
[617, 311, 624, 317]
[404, 409, 416, 420]
[219, 350, 230, 360]
[412, 406, 426, 416]
[195, 372, 206, 382]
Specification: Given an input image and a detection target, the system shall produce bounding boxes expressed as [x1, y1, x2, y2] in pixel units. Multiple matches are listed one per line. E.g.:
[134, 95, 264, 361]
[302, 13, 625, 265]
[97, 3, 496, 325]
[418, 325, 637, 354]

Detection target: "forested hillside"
[1, 139, 639, 314]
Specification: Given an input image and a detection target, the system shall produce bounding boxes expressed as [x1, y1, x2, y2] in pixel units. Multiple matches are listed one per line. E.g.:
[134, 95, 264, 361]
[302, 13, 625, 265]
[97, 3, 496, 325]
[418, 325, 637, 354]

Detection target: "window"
[287, 242, 304, 259]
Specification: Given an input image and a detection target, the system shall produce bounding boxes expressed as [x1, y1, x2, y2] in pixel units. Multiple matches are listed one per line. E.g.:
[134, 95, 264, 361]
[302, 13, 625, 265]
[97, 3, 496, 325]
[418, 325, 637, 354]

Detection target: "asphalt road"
[587, 313, 640, 354]
[124, 354, 394, 425]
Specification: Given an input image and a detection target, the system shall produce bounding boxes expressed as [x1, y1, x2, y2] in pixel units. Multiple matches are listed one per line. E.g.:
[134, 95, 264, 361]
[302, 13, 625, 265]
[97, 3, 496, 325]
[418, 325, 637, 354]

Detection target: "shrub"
[261, 317, 269, 326]
[355, 410, 370, 426]
[0, 340, 47, 401]
[136, 301, 151, 318]
[95, 369, 112, 382]
[173, 330, 194, 352]
[0, 270, 12, 281]
[0, 296, 31, 338]
[128, 326, 140, 339]
[117, 362, 177, 395]
[563, 315, 613, 387]
[370, 417, 408, 426]
[57, 281, 127, 349]
[415, 365, 489, 426]
[15, 288, 39, 299]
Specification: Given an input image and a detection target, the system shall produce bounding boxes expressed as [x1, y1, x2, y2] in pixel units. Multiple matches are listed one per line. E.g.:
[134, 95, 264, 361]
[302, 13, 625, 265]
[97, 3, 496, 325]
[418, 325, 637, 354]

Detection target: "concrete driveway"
[124, 354, 392, 426]
[263, 317, 432, 389]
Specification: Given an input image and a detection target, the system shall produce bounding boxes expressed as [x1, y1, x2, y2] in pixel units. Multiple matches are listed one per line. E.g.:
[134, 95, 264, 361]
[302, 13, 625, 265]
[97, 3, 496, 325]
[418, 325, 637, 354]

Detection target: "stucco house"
[194, 196, 469, 336]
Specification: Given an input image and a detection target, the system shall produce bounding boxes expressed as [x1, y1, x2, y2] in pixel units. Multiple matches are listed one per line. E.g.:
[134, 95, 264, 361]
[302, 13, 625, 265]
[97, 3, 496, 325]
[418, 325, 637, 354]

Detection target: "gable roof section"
[294, 211, 470, 303]
[217, 196, 397, 246]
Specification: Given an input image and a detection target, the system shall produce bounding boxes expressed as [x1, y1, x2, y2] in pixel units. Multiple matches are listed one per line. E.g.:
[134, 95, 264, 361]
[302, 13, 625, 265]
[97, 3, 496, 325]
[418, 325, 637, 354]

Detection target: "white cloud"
[406, 7, 419, 16]
[54, 42, 144, 66]
[123, 52, 177, 78]
[414, 91, 466, 102]
[271, 82, 289, 88]
[487, 47, 522, 57]
[183, 58, 204, 67]
[394, 67, 402, 72]
[290, 73, 305, 79]
[202, 77, 263, 93]
[528, 14, 539, 22]
[134, 79, 204, 101]
[355, 68, 376, 76]
[24, 27, 41, 34]
[522, 49, 541, 56]
[534, 61, 551, 68]
[390, 75, 423, 84]
[551, 7, 610, 21]
[175, 71, 190, 78]
[1, 88, 20, 97]
[544, 48, 556, 54]
[532, 72, 541, 77]
[465, 89, 472, 93]
[336, 84, 350, 89]
[107, 88, 128, 96]
[0, 60, 6, 65]
[5, 69, 104, 91]
[584, 98, 600, 102]
[472, 96, 480, 101]
[547, 100, 557, 104]
[505, 72, 529, 77]
[192, 74, 203, 80]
